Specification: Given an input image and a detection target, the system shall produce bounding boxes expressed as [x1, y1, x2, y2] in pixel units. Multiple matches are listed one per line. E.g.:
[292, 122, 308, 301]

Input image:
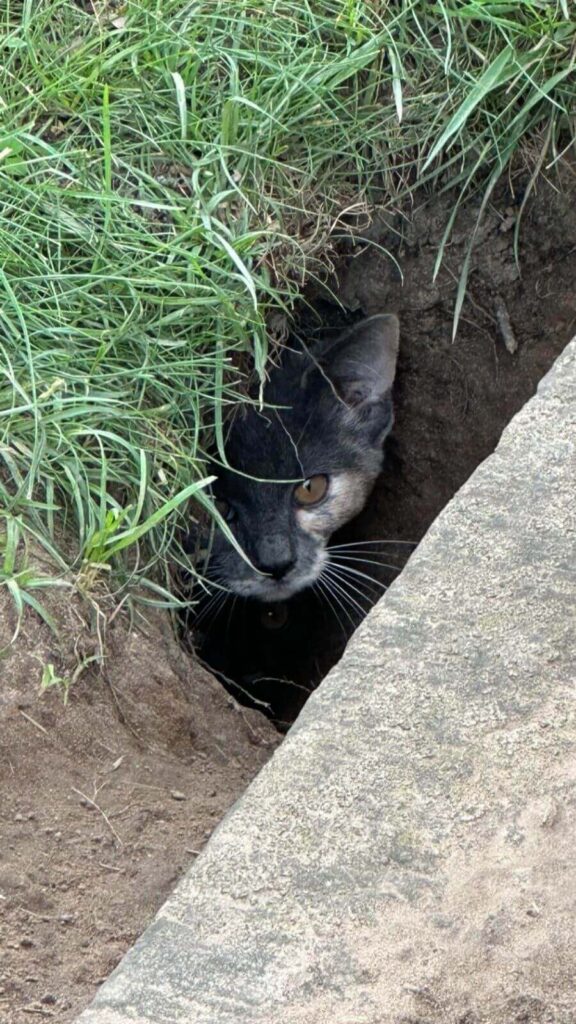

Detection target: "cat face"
[203, 315, 399, 602]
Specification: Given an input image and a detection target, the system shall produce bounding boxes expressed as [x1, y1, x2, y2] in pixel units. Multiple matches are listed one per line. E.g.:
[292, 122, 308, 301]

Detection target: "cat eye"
[293, 474, 329, 507]
[214, 498, 234, 522]
[260, 603, 289, 631]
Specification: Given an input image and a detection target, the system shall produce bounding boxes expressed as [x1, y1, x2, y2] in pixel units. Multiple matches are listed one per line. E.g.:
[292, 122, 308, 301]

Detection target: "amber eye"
[293, 474, 329, 507]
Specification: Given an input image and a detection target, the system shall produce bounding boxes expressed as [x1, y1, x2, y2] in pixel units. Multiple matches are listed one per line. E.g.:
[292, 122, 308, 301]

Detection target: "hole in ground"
[189, 170, 576, 731]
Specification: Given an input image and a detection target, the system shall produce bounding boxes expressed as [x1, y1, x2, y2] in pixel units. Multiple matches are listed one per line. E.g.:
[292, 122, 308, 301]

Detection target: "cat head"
[204, 314, 399, 602]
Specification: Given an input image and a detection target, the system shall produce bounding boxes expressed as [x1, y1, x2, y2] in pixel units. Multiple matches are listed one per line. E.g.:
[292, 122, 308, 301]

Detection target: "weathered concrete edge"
[77, 339, 576, 1024]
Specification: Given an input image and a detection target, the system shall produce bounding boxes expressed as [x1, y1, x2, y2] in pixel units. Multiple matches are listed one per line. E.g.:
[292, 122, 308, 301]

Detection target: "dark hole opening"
[184, 171, 576, 731]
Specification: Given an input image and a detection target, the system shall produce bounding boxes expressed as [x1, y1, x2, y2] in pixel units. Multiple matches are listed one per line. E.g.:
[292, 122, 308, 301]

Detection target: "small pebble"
[170, 790, 186, 802]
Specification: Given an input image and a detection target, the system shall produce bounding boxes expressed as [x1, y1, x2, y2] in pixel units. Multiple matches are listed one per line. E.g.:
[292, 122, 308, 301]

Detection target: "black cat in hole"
[186, 314, 401, 727]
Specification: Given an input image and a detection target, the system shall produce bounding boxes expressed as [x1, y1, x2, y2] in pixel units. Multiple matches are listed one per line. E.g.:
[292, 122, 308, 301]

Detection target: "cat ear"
[322, 314, 399, 407]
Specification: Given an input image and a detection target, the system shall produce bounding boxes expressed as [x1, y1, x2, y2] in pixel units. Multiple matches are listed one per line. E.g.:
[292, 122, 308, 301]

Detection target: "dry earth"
[0, 579, 277, 1022]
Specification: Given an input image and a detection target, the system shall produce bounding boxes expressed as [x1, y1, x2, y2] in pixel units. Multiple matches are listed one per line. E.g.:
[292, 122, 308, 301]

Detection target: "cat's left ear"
[322, 314, 399, 439]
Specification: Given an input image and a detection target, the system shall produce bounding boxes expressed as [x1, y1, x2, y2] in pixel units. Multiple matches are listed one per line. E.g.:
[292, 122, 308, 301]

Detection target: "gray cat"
[204, 314, 399, 603]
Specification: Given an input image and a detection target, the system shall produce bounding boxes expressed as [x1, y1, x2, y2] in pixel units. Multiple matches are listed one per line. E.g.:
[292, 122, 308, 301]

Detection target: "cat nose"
[254, 534, 296, 581]
[257, 557, 296, 581]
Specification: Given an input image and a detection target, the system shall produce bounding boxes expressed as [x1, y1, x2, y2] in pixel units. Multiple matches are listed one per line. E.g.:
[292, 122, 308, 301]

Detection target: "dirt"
[1, 161, 575, 1022]
[336, 165, 576, 545]
[0, 577, 277, 1023]
[197, 161, 576, 725]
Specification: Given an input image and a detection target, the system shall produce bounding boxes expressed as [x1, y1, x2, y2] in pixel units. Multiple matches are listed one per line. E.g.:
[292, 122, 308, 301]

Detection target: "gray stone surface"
[78, 342, 576, 1024]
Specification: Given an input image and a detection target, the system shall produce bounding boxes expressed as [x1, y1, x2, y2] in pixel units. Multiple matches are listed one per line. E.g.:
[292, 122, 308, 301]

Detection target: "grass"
[0, 0, 574, 626]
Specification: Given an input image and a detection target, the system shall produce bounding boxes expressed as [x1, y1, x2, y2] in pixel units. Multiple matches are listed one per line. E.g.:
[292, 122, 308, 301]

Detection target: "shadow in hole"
[187, 530, 411, 731]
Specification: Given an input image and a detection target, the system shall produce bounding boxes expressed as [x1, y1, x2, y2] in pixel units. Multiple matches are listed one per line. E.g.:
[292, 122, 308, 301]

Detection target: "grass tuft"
[1, 0, 574, 611]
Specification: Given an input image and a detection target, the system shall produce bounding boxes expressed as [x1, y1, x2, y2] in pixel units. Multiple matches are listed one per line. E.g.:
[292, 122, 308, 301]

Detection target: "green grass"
[0, 0, 574, 622]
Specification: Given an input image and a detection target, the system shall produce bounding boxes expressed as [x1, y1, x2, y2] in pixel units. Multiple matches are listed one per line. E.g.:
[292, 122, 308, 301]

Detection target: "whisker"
[224, 593, 239, 644]
[326, 560, 387, 598]
[326, 579, 363, 627]
[193, 591, 222, 625]
[312, 578, 348, 640]
[321, 566, 371, 621]
[328, 558, 394, 588]
[325, 579, 369, 625]
[325, 559, 379, 594]
[194, 586, 230, 629]
[328, 540, 417, 549]
[323, 569, 372, 610]
[317, 572, 358, 631]
[330, 553, 404, 572]
[324, 573, 378, 615]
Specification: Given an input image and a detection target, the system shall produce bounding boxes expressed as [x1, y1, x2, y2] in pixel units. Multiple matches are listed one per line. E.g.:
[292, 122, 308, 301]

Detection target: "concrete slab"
[78, 341, 576, 1024]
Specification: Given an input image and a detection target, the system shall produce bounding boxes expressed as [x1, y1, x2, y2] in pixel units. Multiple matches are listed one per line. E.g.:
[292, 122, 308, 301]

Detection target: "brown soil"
[1, 162, 575, 1023]
[0, 582, 277, 1022]
[338, 164, 576, 545]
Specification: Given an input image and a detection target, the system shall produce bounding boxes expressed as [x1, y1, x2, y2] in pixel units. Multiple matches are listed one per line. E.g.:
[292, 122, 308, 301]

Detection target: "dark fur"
[203, 315, 399, 602]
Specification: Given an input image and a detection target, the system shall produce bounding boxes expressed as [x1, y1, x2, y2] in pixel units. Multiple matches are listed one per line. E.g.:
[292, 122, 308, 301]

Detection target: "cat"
[198, 313, 400, 603]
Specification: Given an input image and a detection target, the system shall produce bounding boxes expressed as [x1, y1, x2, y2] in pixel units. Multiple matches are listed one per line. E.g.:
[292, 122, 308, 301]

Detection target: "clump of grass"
[1, 0, 574, 619]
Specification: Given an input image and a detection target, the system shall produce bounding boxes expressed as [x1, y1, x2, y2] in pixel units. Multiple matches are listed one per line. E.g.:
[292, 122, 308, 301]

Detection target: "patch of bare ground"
[0, 571, 277, 1022]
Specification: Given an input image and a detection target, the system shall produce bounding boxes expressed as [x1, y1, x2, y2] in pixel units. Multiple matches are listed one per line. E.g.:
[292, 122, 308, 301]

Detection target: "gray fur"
[206, 315, 399, 602]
